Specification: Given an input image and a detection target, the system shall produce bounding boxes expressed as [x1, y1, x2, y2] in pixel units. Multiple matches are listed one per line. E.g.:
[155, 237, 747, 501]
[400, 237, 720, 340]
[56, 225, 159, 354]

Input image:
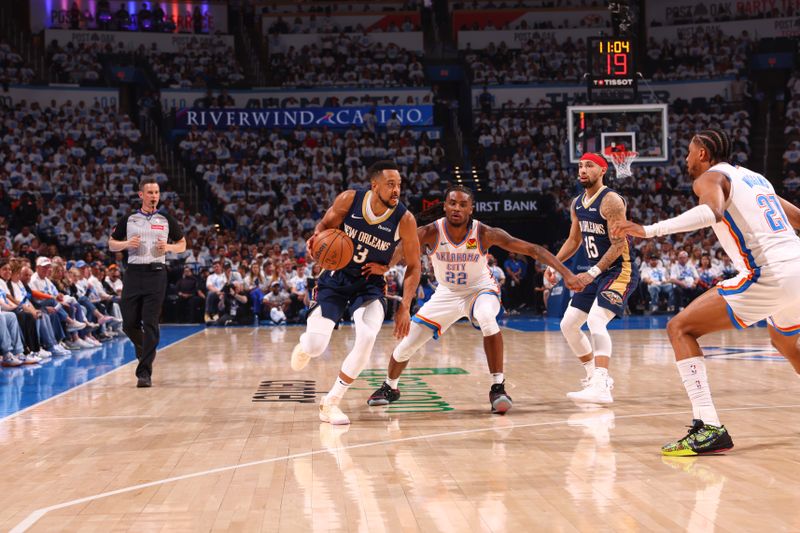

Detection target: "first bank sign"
[178, 105, 433, 129]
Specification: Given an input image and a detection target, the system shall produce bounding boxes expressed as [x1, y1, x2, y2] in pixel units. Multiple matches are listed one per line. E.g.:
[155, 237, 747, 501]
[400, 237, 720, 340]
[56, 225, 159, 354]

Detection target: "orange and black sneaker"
[367, 382, 400, 406]
[661, 419, 734, 456]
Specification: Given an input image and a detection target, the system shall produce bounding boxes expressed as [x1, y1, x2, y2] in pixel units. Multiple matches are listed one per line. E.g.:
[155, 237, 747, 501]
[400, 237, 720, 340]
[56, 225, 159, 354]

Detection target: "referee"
[109, 177, 186, 388]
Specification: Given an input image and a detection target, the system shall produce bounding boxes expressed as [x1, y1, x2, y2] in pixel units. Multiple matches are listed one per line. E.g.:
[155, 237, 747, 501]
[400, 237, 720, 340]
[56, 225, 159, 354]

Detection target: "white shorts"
[718, 271, 800, 335]
[412, 285, 500, 338]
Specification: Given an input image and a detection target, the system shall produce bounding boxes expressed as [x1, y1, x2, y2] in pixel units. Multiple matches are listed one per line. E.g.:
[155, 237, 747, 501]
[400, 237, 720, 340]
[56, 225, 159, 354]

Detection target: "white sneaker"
[290, 343, 311, 371]
[77, 338, 94, 348]
[319, 400, 350, 425]
[38, 349, 52, 359]
[567, 369, 614, 404]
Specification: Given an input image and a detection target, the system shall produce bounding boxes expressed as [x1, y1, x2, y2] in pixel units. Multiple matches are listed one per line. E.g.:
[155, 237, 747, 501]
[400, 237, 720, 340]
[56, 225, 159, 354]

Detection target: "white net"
[604, 150, 638, 178]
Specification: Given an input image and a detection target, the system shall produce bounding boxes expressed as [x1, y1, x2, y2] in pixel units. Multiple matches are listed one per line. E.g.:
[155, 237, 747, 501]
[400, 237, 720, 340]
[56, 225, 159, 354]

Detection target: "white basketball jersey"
[710, 162, 800, 278]
[429, 218, 497, 292]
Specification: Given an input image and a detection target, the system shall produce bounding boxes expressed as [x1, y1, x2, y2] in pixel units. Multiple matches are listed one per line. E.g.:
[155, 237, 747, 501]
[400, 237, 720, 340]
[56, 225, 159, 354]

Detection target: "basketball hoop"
[604, 147, 638, 178]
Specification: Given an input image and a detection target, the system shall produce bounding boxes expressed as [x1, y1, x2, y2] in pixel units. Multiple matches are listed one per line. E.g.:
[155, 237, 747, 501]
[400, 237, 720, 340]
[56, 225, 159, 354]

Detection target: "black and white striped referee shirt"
[111, 210, 184, 265]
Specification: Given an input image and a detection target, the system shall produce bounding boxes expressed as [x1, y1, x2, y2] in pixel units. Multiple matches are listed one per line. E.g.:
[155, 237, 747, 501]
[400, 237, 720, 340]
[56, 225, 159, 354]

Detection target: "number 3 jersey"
[709, 162, 800, 280]
[338, 188, 407, 280]
[574, 186, 634, 273]
[429, 218, 498, 293]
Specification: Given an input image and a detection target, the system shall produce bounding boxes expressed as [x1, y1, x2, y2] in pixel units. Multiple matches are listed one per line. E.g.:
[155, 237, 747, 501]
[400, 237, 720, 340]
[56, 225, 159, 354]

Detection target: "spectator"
[640, 255, 674, 313]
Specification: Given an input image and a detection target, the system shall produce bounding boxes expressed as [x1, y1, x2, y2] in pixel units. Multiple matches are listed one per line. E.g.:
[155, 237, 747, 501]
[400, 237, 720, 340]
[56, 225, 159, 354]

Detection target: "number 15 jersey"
[574, 186, 634, 273]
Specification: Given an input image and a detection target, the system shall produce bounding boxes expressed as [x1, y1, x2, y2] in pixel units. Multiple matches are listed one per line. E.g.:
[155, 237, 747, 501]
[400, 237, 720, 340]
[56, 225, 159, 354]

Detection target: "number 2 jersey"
[709, 162, 800, 283]
[428, 218, 498, 293]
[574, 186, 635, 274]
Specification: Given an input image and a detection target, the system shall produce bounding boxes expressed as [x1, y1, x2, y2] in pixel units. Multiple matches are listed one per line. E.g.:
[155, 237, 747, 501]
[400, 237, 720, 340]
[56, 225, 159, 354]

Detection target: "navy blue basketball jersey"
[339, 189, 407, 278]
[574, 186, 634, 271]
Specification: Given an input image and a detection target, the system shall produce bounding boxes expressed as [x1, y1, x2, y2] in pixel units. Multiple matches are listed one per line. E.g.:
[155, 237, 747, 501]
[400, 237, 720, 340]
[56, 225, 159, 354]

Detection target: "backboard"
[566, 103, 669, 164]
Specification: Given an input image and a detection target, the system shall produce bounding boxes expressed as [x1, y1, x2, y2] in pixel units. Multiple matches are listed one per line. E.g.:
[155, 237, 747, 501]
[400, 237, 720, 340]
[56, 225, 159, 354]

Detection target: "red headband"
[580, 153, 608, 170]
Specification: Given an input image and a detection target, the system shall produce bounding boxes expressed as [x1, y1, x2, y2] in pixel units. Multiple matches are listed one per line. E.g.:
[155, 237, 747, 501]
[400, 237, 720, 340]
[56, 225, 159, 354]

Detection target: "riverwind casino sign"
[176, 106, 433, 129]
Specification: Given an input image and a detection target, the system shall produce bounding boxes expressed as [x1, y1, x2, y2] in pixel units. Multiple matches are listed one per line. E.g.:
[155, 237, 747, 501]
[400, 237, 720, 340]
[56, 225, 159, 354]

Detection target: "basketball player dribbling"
[614, 128, 800, 455]
[290, 161, 421, 425]
[544, 153, 639, 404]
[367, 185, 584, 413]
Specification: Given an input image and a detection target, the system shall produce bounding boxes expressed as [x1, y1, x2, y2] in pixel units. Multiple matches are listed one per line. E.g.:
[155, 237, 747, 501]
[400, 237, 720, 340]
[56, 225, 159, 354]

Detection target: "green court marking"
[355, 367, 468, 412]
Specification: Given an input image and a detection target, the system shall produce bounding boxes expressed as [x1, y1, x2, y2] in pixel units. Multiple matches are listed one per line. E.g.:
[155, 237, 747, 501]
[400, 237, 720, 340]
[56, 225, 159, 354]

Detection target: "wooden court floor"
[2, 322, 800, 532]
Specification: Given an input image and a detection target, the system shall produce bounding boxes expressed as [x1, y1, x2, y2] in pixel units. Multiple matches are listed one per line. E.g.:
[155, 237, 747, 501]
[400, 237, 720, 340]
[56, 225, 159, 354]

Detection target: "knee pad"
[472, 295, 501, 337]
[560, 305, 592, 357]
[393, 322, 432, 362]
[299, 307, 335, 357]
[340, 300, 385, 378]
[586, 303, 615, 357]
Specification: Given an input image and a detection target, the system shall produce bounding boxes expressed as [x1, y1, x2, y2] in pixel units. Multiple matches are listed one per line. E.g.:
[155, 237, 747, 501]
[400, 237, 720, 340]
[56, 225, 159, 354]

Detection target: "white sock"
[492, 372, 504, 385]
[677, 357, 721, 426]
[386, 377, 399, 389]
[325, 377, 350, 405]
[582, 358, 595, 379]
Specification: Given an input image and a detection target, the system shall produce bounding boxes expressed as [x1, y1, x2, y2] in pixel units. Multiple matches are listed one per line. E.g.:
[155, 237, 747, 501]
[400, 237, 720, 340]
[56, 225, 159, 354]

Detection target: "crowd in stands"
[268, 35, 425, 87]
[46, 40, 106, 85]
[645, 32, 752, 81]
[464, 38, 586, 84]
[45, 36, 246, 88]
[175, 122, 446, 240]
[0, 254, 124, 367]
[782, 70, 800, 205]
[0, 41, 35, 86]
[143, 37, 246, 89]
[266, 15, 421, 34]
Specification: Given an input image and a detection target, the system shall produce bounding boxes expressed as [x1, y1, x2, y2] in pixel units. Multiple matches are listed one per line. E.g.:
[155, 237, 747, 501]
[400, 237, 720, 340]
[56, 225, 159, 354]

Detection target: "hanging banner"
[645, 0, 797, 26]
[648, 16, 800, 40]
[176, 106, 433, 129]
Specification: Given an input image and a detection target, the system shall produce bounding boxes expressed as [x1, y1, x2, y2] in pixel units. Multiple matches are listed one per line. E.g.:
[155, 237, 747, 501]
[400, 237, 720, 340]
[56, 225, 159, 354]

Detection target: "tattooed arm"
[577, 192, 628, 285]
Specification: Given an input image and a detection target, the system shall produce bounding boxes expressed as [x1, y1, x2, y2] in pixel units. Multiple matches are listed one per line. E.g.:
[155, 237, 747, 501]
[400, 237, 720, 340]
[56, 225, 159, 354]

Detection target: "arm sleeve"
[111, 214, 130, 241]
[164, 212, 184, 241]
[643, 204, 717, 238]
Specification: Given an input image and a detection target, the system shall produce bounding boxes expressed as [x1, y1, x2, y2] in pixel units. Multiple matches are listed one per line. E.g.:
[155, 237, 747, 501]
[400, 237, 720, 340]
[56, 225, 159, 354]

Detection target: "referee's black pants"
[121, 265, 167, 379]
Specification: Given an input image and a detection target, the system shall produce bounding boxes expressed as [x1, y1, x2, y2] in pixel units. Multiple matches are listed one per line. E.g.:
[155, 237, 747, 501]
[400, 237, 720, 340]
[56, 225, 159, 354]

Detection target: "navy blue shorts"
[311, 270, 386, 323]
[570, 266, 639, 317]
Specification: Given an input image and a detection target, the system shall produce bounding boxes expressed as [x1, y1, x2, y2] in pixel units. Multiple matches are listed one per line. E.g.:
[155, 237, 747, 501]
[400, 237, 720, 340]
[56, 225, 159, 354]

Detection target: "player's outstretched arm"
[480, 224, 582, 290]
[394, 212, 421, 339]
[612, 171, 725, 239]
[777, 195, 800, 230]
[306, 190, 356, 253]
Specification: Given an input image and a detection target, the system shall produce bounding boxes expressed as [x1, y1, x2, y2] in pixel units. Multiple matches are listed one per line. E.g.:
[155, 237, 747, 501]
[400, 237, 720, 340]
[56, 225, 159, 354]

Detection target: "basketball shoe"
[661, 419, 734, 456]
[367, 382, 400, 406]
[290, 343, 311, 371]
[489, 382, 513, 414]
[567, 368, 614, 404]
[319, 398, 350, 425]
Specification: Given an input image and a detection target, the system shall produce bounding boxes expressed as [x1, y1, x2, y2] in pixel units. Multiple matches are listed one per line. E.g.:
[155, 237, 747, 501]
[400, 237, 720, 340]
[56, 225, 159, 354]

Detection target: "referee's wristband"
[587, 266, 602, 279]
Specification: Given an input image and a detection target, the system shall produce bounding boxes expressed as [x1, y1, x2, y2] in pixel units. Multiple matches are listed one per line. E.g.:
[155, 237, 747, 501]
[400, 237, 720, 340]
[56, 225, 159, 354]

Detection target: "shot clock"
[587, 37, 637, 103]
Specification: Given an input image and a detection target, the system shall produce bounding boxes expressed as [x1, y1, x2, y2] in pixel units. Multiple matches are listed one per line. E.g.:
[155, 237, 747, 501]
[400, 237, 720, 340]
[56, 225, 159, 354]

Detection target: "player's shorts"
[718, 271, 800, 335]
[411, 284, 500, 339]
[570, 265, 640, 317]
[311, 270, 386, 323]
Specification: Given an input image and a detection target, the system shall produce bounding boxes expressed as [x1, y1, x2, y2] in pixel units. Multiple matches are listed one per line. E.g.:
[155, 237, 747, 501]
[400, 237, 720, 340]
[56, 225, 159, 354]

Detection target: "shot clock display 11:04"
[587, 37, 637, 103]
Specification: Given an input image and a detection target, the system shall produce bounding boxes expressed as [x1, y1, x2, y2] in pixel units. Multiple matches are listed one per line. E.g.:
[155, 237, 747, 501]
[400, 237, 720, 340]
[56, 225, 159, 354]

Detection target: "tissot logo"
[252, 380, 318, 403]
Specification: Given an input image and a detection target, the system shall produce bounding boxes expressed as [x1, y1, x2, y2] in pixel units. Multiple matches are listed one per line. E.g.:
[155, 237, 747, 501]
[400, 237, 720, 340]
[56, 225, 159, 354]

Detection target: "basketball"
[312, 229, 354, 271]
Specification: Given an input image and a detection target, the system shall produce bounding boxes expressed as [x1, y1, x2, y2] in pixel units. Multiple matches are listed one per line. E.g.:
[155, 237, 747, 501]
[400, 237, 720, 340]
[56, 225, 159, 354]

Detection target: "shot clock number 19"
[598, 40, 629, 77]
